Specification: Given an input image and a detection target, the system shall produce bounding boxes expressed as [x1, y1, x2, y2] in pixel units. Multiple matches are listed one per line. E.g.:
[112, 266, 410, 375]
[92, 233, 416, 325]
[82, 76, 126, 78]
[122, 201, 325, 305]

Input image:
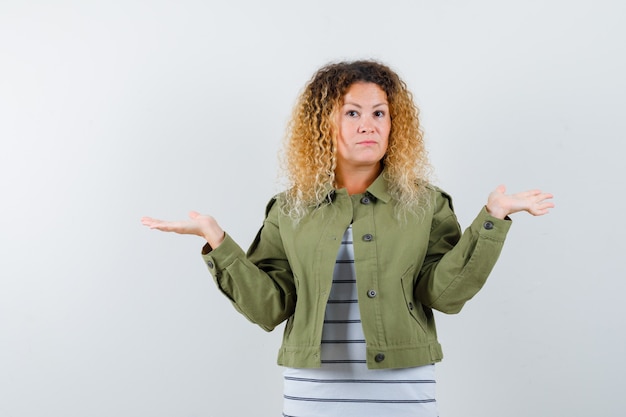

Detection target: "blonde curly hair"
[280, 60, 431, 219]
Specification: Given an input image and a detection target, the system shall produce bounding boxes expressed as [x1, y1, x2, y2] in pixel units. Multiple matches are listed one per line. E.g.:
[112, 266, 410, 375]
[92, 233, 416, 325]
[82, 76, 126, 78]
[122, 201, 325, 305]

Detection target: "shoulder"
[423, 184, 455, 212]
[264, 195, 279, 216]
[420, 184, 459, 232]
[262, 191, 293, 222]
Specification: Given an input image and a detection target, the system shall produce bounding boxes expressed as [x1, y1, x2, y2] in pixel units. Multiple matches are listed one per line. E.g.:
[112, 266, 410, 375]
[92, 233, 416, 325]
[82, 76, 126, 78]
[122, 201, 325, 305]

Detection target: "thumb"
[189, 211, 200, 219]
[495, 184, 506, 194]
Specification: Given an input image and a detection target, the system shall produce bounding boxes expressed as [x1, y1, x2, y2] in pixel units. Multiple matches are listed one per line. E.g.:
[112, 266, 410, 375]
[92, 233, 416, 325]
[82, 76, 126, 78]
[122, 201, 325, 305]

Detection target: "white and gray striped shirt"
[283, 225, 438, 417]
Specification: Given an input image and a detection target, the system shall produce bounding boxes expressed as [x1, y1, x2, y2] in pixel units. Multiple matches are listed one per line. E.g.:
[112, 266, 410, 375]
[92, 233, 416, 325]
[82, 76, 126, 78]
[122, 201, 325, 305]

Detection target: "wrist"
[203, 227, 225, 249]
[485, 204, 508, 220]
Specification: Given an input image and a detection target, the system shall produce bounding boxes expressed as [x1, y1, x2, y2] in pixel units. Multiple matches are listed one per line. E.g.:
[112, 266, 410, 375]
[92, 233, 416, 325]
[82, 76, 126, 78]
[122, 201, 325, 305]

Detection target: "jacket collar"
[323, 170, 392, 204]
[365, 170, 391, 204]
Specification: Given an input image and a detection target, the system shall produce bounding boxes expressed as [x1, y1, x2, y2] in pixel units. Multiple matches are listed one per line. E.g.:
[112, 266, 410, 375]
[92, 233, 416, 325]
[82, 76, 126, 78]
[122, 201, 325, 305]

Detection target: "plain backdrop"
[1, 1, 625, 416]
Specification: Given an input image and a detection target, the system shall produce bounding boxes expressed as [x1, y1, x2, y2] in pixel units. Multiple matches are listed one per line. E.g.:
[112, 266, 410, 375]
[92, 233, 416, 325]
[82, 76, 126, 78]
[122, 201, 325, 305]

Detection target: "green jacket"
[202, 174, 511, 369]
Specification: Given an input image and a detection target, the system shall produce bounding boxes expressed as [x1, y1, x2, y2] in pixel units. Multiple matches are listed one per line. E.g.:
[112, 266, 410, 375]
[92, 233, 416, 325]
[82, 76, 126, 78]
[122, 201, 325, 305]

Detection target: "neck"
[335, 163, 381, 195]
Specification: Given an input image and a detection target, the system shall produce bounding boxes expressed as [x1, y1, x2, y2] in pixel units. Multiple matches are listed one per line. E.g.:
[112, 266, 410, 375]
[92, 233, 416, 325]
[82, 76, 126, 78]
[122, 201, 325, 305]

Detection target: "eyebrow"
[342, 102, 389, 108]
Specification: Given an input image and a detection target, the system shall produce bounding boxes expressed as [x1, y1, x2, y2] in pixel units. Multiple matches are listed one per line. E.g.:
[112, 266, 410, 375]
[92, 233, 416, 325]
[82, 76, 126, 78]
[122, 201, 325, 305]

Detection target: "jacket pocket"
[400, 269, 428, 333]
[283, 315, 295, 340]
[283, 273, 299, 340]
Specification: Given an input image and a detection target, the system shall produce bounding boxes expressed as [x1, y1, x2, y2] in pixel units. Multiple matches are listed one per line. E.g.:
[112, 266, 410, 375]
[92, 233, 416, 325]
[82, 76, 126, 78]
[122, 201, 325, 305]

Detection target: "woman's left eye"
[374, 111, 385, 117]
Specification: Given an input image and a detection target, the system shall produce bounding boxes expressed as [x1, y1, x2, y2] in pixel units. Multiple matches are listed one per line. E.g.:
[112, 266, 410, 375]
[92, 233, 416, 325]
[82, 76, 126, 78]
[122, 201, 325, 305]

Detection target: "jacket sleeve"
[415, 189, 512, 314]
[201, 197, 296, 331]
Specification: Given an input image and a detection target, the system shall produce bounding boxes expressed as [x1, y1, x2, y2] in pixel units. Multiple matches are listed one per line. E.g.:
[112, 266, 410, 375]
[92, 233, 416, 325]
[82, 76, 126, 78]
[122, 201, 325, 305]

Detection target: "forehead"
[342, 82, 388, 104]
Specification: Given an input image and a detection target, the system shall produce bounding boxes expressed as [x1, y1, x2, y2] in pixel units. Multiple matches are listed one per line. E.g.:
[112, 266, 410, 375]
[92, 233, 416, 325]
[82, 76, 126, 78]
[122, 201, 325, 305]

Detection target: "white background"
[1, 1, 624, 416]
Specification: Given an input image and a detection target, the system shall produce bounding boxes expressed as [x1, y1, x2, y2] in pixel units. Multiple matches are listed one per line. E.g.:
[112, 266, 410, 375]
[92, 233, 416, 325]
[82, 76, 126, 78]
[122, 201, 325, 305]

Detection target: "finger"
[146, 219, 177, 231]
[153, 220, 185, 232]
[531, 208, 550, 216]
[141, 217, 159, 227]
[528, 194, 553, 207]
[539, 201, 555, 210]
[531, 201, 555, 215]
[514, 189, 541, 199]
[189, 211, 200, 219]
[538, 192, 554, 201]
[150, 221, 170, 230]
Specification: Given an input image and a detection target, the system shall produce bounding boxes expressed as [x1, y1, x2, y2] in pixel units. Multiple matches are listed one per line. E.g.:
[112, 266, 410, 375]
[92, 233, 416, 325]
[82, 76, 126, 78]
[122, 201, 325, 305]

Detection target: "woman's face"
[335, 82, 391, 173]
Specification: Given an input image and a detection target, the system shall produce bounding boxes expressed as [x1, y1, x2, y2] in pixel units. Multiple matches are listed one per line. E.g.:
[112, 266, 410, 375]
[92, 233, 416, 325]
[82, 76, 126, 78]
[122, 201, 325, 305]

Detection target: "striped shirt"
[283, 226, 438, 417]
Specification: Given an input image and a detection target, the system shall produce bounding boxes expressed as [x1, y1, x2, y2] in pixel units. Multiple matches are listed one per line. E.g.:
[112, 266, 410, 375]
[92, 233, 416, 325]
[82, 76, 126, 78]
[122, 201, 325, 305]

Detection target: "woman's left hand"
[486, 185, 554, 219]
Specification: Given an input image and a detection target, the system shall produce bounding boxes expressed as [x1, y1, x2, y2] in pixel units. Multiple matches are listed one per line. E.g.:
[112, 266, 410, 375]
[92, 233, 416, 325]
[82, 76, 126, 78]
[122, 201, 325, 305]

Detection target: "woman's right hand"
[141, 211, 225, 248]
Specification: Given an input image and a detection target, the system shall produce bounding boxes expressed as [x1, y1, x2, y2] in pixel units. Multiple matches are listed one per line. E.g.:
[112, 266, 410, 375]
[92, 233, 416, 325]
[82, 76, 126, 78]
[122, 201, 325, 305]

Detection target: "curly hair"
[280, 60, 432, 219]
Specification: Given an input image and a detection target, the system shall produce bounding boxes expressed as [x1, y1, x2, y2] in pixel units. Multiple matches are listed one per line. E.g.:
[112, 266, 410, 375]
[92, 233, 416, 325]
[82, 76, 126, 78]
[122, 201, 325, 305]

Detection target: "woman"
[142, 60, 554, 417]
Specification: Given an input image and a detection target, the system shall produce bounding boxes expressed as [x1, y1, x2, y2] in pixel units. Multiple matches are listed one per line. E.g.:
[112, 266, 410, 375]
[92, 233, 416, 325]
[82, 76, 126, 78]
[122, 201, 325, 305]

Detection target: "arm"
[415, 186, 553, 314]
[141, 199, 296, 331]
[202, 198, 295, 331]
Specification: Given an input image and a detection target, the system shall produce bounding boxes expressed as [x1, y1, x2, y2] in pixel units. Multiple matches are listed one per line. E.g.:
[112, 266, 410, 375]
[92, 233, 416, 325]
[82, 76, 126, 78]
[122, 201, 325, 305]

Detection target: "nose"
[359, 119, 375, 133]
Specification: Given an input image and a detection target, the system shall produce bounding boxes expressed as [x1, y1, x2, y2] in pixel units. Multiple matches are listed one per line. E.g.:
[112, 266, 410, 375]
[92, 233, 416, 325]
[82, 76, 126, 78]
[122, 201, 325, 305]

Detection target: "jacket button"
[363, 233, 373, 242]
[360, 196, 371, 204]
[367, 289, 377, 298]
[408, 302, 414, 310]
[483, 221, 494, 230]
[207, 260, 214, 269]
[375, 353, 385, 362]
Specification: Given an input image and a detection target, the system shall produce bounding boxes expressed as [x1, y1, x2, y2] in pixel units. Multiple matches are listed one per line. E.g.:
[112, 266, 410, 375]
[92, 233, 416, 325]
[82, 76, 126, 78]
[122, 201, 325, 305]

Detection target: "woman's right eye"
[346, 110, 359, 117]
